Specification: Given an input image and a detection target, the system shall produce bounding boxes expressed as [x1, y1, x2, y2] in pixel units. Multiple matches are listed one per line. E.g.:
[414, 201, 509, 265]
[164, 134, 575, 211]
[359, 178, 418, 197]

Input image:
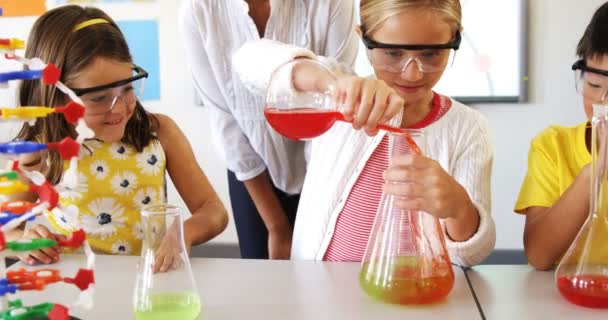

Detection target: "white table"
[8, 255, 480, 320]
[467, 265, 607, 320]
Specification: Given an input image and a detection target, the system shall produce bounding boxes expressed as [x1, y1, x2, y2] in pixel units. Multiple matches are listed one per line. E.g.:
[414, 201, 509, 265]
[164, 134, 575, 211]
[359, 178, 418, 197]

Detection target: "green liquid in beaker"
[134, 292, 201, 320]
[359, 256, 454, 305]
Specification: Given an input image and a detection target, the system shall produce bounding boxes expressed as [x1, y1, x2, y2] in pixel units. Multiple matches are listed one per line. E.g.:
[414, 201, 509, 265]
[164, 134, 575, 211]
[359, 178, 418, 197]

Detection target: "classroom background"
[0, 0, 604, 261]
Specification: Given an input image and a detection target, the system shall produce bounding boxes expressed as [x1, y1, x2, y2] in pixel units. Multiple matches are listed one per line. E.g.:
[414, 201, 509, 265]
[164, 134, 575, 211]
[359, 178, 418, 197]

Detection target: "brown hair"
[16, 5, 158, 184]
[577, 2, 608, 60]
[360, 0, 463, 36]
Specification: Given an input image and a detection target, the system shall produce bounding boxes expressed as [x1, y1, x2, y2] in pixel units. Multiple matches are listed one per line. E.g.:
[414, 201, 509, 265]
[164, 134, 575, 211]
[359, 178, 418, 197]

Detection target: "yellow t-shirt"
[48, 139, 166, 255]
[515, 122, 590, 213]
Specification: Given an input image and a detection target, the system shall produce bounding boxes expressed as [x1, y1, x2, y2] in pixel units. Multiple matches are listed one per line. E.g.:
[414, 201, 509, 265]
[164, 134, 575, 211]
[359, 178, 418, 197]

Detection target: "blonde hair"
[360, 0, 462, 36]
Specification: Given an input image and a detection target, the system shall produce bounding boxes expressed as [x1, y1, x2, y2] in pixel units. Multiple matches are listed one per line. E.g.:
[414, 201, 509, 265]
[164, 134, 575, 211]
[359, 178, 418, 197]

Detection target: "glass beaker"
[133, 204, 201, 319]
[264, 59, 404, 140]
[359, 131, 454, 305]
[555, 103, 608, 309]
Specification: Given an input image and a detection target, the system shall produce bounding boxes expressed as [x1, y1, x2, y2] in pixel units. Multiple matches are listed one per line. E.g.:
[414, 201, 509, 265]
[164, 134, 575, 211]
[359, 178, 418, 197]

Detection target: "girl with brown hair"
[7, 5, 228, 272]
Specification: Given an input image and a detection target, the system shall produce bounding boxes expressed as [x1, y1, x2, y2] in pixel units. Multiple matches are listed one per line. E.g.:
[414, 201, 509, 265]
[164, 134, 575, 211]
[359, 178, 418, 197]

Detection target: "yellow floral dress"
[48, 139, 166, 255]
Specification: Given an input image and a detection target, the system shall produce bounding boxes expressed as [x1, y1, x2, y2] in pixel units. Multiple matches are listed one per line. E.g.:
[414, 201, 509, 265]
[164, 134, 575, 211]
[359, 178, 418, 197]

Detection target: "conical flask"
[359, 131, 455, 305]
[133, 204, 201, 319]
[556, 103, 608, 309]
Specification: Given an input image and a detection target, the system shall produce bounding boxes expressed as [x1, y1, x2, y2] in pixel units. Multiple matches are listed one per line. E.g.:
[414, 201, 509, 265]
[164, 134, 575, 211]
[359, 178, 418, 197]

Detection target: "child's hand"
[18, 224, 66, 265]
[335, 75, 404, 136]
[153, 232, 191, 273]
[268, 229, 292, 260]
[382, 154, 474, 219]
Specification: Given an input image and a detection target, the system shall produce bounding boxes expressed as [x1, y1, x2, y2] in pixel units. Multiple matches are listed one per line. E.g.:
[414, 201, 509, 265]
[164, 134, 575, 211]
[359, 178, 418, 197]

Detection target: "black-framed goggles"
[360, 31, 461, 74]
[572, 59, 608, 103]
[361, 31, 462, 51]
[70, 65, 148, 96]
[572, 59, 608, 77]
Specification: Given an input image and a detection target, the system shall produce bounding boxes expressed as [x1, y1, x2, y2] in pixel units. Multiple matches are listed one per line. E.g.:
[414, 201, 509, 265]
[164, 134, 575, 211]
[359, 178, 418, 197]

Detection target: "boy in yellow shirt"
[515, 2, 608, 270]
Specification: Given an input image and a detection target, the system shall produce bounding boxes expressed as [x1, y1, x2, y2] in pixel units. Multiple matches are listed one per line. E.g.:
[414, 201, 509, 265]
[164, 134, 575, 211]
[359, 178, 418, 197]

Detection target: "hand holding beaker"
[382, 153, 478, 241]
[265, 59, 405, 140]
[360, 131, 454, 305]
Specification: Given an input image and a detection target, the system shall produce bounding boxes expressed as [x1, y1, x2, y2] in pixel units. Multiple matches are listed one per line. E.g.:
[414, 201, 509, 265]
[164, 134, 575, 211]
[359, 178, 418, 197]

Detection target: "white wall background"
[1, 0, 605, 250]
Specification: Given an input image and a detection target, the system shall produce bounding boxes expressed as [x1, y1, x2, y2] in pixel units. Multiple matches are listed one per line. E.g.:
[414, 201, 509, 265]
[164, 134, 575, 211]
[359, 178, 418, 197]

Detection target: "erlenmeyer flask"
[556, 103, 608, 309]
[133, 204, 201, 319]
[264, 59, 405, 140]
[359, 131, 454, 305]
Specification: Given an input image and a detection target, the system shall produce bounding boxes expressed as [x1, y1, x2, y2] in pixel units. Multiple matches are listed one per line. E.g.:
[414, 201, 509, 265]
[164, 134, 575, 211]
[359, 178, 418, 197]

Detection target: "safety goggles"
[362, 32, 462, 73]
[361, 32, 461, 74]
[573, 59, 608, 103]
[70, 65, 148, 116]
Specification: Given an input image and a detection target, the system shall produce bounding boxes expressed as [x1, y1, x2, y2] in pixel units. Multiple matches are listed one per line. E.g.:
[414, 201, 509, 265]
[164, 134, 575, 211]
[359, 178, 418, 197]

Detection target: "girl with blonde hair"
[234, 0, 496, 266]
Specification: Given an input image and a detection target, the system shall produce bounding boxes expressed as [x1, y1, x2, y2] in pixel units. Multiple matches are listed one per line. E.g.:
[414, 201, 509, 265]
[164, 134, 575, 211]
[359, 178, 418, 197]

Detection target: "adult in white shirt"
[179, 0, 359, 259]
[234, 0, 496, 266]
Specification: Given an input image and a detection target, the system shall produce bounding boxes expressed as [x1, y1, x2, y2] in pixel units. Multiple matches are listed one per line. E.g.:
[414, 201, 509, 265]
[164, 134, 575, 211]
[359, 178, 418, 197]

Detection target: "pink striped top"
[323, 93, 452, 261]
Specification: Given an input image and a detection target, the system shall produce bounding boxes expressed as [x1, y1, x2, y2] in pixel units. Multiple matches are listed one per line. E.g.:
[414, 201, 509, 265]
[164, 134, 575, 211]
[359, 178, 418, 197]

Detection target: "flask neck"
[387, 130, 425, 164]
[141, 211, 185, 252]
[590, 104, 608, 218]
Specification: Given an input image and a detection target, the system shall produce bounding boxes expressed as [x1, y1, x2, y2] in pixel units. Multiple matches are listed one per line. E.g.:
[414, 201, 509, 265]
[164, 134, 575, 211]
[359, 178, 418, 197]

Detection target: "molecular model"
[0, 11, 96, 320]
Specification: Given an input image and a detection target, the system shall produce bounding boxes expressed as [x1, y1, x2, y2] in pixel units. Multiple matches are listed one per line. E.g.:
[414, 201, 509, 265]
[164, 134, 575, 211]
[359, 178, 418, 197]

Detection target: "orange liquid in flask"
[359, 257, 454, 305]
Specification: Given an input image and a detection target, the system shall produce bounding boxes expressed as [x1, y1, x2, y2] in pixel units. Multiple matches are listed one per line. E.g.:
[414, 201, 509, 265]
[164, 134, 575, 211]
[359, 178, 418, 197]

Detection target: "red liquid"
[264, 107, 422, 154]
[264, 108, 341, 140]
[557, 275, 608, 308]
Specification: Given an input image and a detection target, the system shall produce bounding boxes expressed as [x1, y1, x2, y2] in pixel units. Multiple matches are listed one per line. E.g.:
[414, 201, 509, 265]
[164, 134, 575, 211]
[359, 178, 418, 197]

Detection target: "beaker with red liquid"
[555, 103, 608, 309]
[264, 108, 342, 141]
[264, 59, 411, 141]
[359, 130, 454, 305]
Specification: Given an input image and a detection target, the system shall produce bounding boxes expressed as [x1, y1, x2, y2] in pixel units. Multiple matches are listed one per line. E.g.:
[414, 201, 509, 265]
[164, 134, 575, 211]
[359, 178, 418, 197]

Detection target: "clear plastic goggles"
[573, 60, 608, 104]
[71, 65, 148, 116]
[361, 32, 461, 74]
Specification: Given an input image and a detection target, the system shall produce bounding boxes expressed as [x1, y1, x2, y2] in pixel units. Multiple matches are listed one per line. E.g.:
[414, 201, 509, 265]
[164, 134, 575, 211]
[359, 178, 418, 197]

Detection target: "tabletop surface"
[467, 265, 607, 320]
[8, 255, 480, 320]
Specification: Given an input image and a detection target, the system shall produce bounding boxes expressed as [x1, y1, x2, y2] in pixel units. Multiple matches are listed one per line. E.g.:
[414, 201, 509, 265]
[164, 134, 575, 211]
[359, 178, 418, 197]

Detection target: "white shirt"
[234, 40, 496, 267]
[178, 0, 359, 194]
